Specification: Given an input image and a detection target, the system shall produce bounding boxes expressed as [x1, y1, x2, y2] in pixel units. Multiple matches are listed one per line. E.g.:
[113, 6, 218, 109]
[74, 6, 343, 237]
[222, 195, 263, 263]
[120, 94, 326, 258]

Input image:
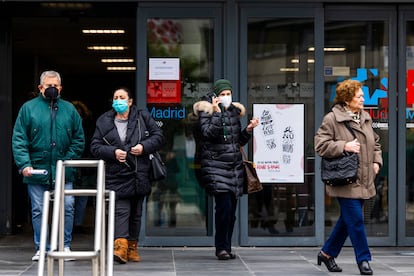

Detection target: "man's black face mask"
[44, 86, 59, 100]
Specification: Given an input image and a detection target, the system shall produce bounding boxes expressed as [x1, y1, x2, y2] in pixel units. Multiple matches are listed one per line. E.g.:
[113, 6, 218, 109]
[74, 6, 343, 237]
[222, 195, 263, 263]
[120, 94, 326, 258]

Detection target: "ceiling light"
[82, 30, 125, 34]
[41, 3, 92, 9]
[87, 46, 127, 51]
[280, 68, 299, 72]
[101, 58, 134, 63]
[107, 67, 136, 71]
[324, 47, 346, 52]
[308, 47, 346, 52]
[291, 59, 315, 64]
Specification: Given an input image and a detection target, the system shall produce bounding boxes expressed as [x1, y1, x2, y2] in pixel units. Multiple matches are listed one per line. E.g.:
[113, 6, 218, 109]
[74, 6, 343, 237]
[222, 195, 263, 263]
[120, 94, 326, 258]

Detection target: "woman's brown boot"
[113, 238, 128, 264]
[127, 240, 141, 262]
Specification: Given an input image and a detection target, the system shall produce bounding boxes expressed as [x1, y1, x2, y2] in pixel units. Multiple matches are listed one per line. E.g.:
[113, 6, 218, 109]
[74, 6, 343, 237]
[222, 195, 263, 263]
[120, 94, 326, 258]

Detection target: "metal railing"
[38, 160, 115, 276]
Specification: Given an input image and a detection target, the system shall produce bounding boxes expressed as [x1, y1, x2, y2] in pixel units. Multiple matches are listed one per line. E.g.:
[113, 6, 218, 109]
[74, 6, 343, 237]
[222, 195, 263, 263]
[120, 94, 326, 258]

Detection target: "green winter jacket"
[12, 94, 85, 185]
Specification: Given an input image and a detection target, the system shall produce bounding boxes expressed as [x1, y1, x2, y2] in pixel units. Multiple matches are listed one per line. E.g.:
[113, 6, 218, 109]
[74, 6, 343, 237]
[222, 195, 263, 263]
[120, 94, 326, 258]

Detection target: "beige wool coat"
[315, 104, 383, 199]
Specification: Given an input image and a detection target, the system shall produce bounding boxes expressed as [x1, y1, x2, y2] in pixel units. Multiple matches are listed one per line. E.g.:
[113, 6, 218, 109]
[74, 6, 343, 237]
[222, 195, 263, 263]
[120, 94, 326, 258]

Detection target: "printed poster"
[253, 104, 304, 183]
[147, 57, 181, 103]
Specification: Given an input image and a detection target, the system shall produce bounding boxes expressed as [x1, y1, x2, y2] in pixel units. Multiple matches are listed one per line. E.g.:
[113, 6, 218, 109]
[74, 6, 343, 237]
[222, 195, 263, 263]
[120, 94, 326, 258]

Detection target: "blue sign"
[149, 106, 186, 120]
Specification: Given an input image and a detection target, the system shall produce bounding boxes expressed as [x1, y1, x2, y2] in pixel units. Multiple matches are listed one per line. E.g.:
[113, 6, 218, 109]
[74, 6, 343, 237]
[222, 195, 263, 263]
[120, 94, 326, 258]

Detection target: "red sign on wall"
[407, 70, 414, 107]
[146, 80, 181, 104]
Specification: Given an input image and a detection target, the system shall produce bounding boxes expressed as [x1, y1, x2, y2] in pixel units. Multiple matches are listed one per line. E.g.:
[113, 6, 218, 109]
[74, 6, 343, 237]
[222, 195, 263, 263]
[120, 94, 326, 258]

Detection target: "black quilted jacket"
[90, 106, 164, 198]
[192, 101, 251, 197]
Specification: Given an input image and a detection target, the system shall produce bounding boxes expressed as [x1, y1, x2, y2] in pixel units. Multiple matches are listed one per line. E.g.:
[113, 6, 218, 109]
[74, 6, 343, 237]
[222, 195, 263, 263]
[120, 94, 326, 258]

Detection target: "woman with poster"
[191, 79, 258, 260]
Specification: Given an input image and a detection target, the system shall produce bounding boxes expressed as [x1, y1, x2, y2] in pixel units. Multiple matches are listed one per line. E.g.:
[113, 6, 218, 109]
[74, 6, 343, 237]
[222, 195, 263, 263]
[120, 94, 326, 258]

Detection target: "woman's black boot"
[216, 250, 230, 260]
[317, 251, 342, 272]
[358, 261, 373, 275]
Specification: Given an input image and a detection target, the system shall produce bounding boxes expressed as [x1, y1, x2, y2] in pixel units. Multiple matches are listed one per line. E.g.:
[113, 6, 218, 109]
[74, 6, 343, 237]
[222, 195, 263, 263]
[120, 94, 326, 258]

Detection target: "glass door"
[137, 4, 221, 246]
[240, 4, 322, 246]
[324, 6, 397, 245]
[398, 7, 414, 246]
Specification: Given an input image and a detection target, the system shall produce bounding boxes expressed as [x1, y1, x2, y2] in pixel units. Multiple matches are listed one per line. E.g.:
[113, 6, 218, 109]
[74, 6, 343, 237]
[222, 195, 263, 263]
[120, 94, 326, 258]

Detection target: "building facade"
[1, 0, 414, 247]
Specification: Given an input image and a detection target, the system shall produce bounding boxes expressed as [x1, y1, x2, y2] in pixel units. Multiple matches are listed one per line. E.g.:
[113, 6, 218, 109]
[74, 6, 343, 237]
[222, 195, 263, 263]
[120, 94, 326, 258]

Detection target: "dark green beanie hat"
[213, 79, 232, 96]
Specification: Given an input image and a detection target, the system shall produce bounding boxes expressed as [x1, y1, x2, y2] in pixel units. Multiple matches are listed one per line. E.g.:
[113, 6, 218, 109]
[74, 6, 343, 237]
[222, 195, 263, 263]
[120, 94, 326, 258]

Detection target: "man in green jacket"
[12, 70, 85, 261]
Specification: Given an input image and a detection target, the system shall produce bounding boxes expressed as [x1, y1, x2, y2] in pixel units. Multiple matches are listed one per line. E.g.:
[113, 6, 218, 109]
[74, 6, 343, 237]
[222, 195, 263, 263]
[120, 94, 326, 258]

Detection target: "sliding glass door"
[324, 6, 397, 246]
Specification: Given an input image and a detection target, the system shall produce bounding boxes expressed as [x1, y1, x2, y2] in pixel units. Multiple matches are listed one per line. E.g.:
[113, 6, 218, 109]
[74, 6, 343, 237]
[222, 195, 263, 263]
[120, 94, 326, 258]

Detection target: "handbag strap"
[240, 146, 248, 161]
[137, 113, 142, 142]
[344, 121, 356, 139]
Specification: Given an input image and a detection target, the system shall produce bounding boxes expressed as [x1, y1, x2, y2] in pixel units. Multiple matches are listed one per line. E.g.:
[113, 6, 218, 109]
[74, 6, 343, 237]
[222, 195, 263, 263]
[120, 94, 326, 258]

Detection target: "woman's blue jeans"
[322, 197, 371, 264]
[27, 182, 75, 250]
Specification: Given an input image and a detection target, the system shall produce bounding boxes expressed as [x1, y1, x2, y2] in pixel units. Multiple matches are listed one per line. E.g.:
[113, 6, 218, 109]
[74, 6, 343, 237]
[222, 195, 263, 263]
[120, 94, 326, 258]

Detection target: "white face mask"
[219, 95, 232, 108]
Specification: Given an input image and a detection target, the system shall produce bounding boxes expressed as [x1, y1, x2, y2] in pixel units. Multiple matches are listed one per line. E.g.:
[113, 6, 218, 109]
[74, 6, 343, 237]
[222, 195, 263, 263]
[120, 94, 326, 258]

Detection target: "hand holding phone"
[212, 96, 222, 112]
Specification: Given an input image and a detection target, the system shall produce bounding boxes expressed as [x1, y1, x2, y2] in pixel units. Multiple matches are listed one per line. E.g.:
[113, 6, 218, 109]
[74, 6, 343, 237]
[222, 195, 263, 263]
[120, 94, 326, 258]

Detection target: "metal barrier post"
[38, 159, 113, 276]
[106, 190, 115, 275]
[38, 191, 50, 275]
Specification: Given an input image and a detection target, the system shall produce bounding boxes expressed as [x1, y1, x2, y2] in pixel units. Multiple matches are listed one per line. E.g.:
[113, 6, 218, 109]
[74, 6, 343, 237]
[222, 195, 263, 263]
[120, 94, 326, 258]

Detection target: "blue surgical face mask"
[112, 99, 129, 114]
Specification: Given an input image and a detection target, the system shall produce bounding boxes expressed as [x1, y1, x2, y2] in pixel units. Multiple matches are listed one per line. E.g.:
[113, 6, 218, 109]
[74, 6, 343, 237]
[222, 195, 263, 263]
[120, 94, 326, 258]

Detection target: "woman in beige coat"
[315, 79, 382, 275]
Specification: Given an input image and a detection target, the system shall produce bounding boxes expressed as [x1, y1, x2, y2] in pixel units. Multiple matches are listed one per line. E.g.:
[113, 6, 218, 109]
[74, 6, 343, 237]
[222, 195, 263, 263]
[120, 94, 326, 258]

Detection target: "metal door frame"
[397, 6, 414, 246]
[136, 2, 223, 247]
[324, 5, 398, 246]
[239, 3, 325, 246]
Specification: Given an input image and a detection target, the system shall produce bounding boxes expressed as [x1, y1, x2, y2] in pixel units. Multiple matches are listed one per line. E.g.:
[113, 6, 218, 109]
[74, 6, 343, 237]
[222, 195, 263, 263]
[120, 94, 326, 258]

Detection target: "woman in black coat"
[192, 79, 258, 260]
[90, 87, 164, 264]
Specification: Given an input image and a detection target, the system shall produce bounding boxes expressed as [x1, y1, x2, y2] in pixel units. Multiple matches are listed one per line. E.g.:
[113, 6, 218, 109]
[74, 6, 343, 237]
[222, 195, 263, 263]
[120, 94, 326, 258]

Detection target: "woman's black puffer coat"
[90, 106, 164, 199]
[192, 100, 251, 197]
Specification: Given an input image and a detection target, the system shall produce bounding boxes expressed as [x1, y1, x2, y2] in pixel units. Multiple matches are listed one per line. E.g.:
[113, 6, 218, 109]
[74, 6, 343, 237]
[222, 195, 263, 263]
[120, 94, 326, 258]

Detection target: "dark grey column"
[0, 14, 13, 235]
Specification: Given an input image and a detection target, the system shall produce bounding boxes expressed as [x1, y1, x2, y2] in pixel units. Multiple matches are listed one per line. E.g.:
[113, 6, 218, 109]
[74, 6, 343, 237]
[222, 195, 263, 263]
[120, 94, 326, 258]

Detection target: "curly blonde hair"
[333, 79, 362, 105]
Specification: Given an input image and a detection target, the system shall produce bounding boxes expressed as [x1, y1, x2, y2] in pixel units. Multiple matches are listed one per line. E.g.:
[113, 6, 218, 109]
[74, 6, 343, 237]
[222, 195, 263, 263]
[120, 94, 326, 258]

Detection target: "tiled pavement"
[1, 233, 414, 275]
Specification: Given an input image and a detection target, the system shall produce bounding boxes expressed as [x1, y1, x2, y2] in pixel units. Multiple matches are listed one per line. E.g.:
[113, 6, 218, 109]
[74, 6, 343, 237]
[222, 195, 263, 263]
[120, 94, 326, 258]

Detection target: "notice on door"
[147, 57, 181, 103]
[149, 58, 180, 80]
[253, 104, 304, 183]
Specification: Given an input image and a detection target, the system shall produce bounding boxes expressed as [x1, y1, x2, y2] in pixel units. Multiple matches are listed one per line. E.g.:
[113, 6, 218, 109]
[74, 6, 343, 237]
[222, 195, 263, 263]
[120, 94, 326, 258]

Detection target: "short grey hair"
[40, 70, 61, 85]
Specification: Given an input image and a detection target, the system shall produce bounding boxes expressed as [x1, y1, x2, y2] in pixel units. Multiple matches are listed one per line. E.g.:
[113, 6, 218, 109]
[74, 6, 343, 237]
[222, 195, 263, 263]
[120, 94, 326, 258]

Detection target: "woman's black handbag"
[149, 151, 167, 181]
[137, 112, 167, 181]
[321, 152, 359, 186]
[321, 122, 359, 186]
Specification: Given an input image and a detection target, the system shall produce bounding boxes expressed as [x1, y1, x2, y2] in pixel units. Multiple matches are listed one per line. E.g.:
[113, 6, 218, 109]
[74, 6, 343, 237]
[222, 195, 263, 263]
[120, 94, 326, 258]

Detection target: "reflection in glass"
[406, 22, 414, 237]
[146, 18, 214, 236]
[247, 18, 315, 236]
[324, 21, 389, 237]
